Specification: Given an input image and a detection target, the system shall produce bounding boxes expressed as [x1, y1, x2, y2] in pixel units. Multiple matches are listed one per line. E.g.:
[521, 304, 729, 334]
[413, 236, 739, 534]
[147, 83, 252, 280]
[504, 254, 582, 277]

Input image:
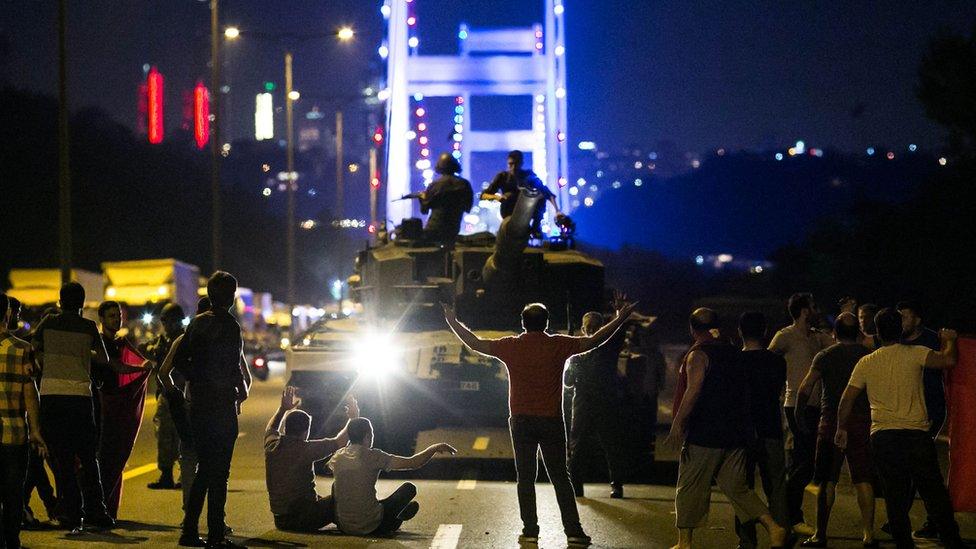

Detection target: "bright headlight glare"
[352, 333, 400, 378]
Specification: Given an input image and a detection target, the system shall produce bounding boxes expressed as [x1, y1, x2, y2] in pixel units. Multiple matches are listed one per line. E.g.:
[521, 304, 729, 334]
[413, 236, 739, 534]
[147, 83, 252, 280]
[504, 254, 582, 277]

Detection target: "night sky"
[2, 1, 974, 154]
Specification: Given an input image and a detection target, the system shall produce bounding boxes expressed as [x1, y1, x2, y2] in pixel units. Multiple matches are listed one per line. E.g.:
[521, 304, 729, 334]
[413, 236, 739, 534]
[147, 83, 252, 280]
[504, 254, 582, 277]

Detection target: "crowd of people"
[0, 272, 252, 548]
[0, 279, 968, 548]
[668, 294, 964, 549]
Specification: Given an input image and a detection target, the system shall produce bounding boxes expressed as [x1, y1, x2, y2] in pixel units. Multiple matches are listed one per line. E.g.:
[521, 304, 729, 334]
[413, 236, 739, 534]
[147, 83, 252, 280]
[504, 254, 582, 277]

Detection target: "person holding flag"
[93, 301, 152, 520]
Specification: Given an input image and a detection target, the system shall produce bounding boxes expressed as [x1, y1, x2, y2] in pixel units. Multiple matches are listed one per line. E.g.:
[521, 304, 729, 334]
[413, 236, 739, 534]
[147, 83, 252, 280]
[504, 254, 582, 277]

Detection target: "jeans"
[39, 395, 109, 526]
[183, 391, 238, 542]
[1, 444, 28, 549]
[784, 405, 819, 525]
[735, 437, 789, 547]
[568, 402, 629, 491]
[274, 495, 335, 533]
[871, 430, 962, 549]
[509, 415, 584, 537]
[23, 445, 55, 516]
[372, 482, 417, 535]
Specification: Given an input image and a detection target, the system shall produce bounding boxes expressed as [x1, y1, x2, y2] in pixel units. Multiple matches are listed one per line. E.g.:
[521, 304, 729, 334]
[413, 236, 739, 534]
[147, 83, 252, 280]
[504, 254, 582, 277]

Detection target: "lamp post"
[210, 0, 222, 273]
[285, 51, 296, 327]
[57, 0, 72, 284]
[223, 26, 354, 335]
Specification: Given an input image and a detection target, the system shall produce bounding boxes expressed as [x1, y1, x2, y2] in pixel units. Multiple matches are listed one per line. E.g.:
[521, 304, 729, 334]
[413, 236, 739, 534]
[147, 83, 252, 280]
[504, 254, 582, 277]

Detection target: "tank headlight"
[352, 333, 400, 379]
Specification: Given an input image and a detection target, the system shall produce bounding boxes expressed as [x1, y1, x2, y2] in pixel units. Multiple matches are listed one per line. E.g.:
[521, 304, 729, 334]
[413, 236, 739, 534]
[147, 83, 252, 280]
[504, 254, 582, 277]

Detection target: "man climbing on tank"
[481, 150, 562, 238]
[416, 153, 474, 247]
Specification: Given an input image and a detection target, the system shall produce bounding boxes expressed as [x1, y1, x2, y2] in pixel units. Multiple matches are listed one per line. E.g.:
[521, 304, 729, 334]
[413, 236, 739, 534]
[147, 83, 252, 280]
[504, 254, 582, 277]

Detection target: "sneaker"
[518, 534, 539, 544]
[147, 475, 178, 490]
[610, 484, 623, 499]
[568, 533, 592, 546]
[205, 539, 245, 548]
[912, 521, 939, 540]
[178, 534, 207, 547]
[792, 522, 816, 536]
[85, 514, 116, 530]
[397, 501, 420, 521]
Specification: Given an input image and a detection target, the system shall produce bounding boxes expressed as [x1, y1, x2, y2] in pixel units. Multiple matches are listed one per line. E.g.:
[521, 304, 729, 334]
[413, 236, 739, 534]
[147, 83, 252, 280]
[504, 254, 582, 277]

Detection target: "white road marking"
[121, 463, 158, 481]
[431, 523, 463, 549]
[472, 436, 490, 451]
[456, 479, 477, 490]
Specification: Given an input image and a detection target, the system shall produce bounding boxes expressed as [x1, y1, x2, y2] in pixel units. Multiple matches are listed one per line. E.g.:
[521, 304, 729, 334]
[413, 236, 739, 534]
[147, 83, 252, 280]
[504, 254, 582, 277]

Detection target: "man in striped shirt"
[1, 293, 47, 549]
[31, 282, 114, 532]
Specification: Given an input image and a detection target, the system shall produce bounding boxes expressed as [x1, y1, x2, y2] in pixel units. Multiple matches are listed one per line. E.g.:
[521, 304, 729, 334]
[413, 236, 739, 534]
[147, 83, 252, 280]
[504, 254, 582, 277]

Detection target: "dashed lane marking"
[121, 463, 158, 481]
[431, 523, 463, 549]
[456, 479, 477, 490]
[472, 436, 490, 451]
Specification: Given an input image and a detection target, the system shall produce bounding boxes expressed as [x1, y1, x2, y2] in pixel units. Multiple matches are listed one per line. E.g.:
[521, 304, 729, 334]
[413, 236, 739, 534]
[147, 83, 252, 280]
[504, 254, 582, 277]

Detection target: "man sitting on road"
[328, 418, 457, 537]
[265, 386, 358, 532]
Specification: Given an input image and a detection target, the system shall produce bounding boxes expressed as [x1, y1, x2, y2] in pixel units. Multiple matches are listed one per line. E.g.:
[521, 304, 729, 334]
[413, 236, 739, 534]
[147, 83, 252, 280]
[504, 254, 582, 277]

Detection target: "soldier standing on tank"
[417, 153, 474, 247]
[481, 150, 561, 237]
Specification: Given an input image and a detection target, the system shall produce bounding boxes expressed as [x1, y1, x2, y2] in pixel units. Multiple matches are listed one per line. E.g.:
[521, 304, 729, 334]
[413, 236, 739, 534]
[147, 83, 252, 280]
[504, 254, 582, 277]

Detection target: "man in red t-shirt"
[442, 298, 636, 546]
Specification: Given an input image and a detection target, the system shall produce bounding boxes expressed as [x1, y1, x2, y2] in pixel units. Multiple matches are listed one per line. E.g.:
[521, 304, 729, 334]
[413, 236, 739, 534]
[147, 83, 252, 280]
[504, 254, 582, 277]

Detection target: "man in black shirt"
[795, 313, 876, 547]
[418, 153, 474, 247]
[172, 272, 248, 548]
[735, 312, 789, 549]
[564, 312, 628, 499]
[669, 308, 786, 549]
[896, 300, 944, 541]
[481, 150, 560, 237]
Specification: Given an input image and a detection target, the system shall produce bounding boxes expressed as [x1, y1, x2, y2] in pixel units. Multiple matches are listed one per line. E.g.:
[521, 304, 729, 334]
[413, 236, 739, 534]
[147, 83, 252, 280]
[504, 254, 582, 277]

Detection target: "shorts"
[814, 412, 873, 484]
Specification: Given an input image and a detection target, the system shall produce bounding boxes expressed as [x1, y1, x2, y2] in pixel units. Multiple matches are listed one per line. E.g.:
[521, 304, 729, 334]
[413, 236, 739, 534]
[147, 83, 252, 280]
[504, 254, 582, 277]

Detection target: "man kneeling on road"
[328, 418, 457, 537]
[265, 386, 359, 532]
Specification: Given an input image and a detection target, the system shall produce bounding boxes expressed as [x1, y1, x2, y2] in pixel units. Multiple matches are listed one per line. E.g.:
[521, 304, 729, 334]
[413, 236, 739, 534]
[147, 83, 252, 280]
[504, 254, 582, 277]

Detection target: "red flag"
[947, 336, 976, 512]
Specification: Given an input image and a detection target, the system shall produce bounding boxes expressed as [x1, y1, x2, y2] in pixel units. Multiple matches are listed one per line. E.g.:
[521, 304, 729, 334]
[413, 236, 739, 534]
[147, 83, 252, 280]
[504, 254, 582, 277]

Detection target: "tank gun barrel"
[482, 188, 543, 287]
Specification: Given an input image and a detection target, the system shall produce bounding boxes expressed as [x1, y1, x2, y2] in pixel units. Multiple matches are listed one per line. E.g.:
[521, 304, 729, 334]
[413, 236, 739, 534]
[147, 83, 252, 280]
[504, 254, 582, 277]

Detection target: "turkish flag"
[947, 336, 976, 512]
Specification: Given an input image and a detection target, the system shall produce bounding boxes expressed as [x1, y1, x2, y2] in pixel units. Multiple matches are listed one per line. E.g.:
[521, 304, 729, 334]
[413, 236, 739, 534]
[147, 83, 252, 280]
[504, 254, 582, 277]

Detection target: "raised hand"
[939, 328, 958, 344]
[611, 290, 628, 311]
[281, 385, 301, 410]
[344, 395, 360, 419]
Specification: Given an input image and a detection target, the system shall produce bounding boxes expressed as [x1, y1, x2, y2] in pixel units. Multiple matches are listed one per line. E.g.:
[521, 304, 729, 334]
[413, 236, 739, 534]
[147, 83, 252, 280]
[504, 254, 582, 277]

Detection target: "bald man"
[670, 308, 786, 549]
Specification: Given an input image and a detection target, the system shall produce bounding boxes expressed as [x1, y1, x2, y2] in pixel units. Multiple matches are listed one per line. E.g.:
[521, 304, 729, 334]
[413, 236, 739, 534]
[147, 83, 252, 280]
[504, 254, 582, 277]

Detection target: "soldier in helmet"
[418, 153, 474, 247]
[481, 150, 561, 237]
[144, 303, 186, 490]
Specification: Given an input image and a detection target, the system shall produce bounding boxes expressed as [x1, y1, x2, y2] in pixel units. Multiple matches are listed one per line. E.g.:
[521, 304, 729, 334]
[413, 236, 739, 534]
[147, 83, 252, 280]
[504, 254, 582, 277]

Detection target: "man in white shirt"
[768, 293, 831, 534]
[328, 418, 456, 536]
[835, 308, 963, 549]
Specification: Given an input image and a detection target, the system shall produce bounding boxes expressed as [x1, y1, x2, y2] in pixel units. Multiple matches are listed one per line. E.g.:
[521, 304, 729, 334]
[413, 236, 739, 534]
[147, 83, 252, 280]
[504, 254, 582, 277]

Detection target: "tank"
[285, 189, 605, 454]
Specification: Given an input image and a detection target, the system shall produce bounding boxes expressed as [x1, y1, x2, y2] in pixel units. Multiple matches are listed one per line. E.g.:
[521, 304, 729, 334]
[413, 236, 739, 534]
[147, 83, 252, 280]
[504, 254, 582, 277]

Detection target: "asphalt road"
[22, 373, 975, 548]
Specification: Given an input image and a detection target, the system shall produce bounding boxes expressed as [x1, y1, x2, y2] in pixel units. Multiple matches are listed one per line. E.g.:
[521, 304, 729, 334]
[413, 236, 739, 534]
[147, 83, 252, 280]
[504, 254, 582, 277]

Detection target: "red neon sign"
[193, 81, 210, 149]
[147, 67, 164, 144]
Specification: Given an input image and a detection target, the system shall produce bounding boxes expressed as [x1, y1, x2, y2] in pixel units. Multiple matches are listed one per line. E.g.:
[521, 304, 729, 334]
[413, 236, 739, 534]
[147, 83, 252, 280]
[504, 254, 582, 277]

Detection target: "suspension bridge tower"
[380, 0, 570, 229]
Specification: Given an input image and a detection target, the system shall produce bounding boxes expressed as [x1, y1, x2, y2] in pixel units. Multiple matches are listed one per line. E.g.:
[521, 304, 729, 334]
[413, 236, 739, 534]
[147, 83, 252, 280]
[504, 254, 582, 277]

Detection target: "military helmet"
[435, 152, 461, 175]
[160, 302, 185, 322]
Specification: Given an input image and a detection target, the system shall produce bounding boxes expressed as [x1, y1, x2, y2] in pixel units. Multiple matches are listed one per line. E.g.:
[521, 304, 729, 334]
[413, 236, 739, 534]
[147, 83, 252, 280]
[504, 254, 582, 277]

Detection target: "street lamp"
[224, 26, 354, 336]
